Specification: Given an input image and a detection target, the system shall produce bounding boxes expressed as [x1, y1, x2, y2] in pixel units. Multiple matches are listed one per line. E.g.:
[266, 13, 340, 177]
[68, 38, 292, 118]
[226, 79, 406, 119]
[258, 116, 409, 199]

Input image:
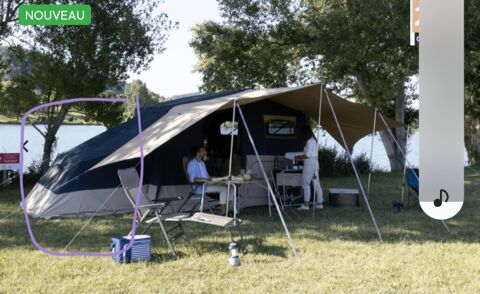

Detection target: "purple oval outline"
[19, 96, 145, 257]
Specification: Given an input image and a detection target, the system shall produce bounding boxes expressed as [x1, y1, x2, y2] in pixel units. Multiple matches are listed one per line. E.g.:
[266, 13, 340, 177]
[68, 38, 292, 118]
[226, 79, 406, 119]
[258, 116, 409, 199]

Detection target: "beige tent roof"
[90, 83, 401, 170]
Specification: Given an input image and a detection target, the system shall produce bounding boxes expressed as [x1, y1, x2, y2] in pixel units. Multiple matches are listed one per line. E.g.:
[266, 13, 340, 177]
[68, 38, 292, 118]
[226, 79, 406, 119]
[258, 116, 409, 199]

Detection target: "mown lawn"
[1, 168, 479, 293]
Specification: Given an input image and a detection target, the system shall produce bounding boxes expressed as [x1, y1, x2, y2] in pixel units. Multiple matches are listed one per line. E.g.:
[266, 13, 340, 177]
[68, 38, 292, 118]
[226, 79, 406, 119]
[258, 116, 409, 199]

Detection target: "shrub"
[317, 147, 372, 177]
[334, 152, 353, 176]
[23, 159, 43, 185]
[318, 146, 337, 176]
[353, 153, 372, 175]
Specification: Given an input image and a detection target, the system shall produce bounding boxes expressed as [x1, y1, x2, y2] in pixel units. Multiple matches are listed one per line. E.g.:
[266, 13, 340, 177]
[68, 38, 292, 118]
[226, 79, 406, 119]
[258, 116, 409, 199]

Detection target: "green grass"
[1, 168, 480, 293]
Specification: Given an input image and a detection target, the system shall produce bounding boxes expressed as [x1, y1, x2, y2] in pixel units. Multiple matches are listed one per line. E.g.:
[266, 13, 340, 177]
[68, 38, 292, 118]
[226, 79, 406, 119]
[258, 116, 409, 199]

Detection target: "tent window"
[264, 115, 296, 138]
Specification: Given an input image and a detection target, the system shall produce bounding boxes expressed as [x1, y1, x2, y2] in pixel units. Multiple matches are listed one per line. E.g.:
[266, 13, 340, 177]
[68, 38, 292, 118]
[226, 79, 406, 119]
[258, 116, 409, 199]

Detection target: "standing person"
[187, 145, 232, 215]
[295, 128, 324, 211]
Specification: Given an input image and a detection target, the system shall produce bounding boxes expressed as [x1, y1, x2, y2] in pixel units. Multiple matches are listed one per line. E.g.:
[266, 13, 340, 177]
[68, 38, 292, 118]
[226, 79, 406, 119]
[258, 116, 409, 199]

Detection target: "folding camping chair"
[117, 168, 192, 258]
[405, 168, 420, 207]
[177, 157, 221, 213]
[181, 157, 244, 250]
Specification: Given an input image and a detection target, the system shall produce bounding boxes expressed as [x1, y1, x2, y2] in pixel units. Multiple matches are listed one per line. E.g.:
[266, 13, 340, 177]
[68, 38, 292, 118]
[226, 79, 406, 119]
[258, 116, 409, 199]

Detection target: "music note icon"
[434, 189, 449, 207]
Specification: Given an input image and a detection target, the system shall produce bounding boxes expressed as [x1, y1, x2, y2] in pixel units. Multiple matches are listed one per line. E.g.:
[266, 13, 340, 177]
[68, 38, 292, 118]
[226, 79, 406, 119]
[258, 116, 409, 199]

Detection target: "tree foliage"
[191, 0, 417, 170]
[123, 79, 166, 118]
[465, 0, 480, 163]
[192, 1, 416, 97]
[1, 0, 174, 173]
[0, 0, 24, 39]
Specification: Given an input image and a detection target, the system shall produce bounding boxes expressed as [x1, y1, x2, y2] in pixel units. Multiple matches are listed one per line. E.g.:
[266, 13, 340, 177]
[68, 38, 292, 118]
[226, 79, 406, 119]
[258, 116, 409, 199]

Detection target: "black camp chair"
[117, 168, 192, 258]
[177, 157, 221, 213]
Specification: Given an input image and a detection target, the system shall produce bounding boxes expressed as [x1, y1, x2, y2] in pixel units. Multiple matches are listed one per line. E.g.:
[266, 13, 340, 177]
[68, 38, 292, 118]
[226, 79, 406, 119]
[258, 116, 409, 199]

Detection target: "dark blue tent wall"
[239, 100, 310, 156]
[37, 91, 310, 201]
[38, 90, 245, 195]
[142, 99, 309, 199]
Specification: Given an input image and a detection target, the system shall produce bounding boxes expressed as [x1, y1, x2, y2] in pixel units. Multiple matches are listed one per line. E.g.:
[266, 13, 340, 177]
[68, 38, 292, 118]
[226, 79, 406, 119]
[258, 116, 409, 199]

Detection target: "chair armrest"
[155, 196, 184, 203]
[138, 203, 166, 209]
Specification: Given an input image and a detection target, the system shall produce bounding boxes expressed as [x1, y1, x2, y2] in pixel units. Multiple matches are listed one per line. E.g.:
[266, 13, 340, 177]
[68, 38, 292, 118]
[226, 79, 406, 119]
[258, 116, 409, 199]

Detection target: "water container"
[228, 242, 240, 266]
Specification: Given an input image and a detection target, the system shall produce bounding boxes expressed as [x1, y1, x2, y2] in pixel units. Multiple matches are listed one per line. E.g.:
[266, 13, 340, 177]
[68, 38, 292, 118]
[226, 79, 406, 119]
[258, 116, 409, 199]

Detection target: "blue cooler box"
[111, 235, 151, 263]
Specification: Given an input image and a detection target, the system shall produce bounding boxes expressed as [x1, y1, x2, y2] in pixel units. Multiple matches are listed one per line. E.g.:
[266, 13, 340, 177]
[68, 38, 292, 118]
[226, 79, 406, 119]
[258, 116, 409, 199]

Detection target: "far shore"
[0, 121, 102, 126]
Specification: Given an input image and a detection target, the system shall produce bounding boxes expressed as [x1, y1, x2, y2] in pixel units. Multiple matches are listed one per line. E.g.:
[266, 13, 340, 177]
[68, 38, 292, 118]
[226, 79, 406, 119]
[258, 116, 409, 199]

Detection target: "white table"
[200, 177, 271, 219]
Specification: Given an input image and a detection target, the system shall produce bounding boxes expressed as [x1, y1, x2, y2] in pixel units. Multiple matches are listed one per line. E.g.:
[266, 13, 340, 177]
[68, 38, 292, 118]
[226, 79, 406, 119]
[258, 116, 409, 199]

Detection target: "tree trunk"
[379, 84, 407, 171]
[40, 105, 70, 174]
[465, 116, 480, 165]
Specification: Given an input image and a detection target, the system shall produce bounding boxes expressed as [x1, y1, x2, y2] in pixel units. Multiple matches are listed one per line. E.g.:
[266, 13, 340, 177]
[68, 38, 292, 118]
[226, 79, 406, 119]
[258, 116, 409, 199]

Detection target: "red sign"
[0, 153, 20, 164]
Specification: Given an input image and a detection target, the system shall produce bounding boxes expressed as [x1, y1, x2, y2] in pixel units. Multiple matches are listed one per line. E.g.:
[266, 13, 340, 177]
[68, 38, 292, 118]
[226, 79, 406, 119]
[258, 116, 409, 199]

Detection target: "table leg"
[268, 187, 272, 217]
[233, 184, 237, 219]
[200, 183, 206, 212]
[282, 172, 286, 210]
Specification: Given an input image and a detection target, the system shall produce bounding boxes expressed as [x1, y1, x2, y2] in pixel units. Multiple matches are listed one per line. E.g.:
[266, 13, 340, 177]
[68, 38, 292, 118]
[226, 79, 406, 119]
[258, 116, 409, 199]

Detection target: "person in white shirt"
[187, 145, 232, 215]
[295, 131, 324, 211]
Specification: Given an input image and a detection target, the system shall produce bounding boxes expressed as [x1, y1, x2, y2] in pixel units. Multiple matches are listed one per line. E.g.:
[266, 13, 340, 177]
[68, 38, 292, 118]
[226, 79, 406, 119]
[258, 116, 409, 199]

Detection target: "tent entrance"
[202, 109, 242, 177]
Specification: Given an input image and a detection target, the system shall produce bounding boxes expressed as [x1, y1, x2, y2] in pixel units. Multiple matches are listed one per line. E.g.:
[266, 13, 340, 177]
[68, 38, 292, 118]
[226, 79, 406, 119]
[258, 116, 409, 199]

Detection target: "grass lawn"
[1, 168, 479, 293]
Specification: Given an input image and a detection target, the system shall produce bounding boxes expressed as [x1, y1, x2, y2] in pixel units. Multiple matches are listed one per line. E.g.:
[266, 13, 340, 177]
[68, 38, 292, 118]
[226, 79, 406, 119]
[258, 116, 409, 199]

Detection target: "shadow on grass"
[1, 169, 479, 255]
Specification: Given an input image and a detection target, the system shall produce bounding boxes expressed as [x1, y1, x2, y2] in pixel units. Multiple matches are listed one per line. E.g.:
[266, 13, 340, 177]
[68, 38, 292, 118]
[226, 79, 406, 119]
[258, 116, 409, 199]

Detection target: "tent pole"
[225, 99, 237, 217]
[367, 108, 378, 196]
[312, 83, 324, 219]
[377, 111, 450, 232]
[236, 104, 301, 263]
[323, 89, 384, 243]
[401, 126, 410, 204]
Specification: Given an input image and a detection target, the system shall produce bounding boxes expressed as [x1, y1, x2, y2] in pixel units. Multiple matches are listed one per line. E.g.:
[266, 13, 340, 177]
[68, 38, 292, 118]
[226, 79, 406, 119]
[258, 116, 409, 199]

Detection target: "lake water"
[320, 131, 421, 171]
[0, 124, 461, 172]
[1, 124, 107, 169]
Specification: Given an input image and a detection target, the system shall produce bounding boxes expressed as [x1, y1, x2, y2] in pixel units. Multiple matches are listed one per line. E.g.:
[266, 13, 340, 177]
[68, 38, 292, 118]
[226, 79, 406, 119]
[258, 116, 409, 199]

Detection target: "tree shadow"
[1, 169, 479, 256]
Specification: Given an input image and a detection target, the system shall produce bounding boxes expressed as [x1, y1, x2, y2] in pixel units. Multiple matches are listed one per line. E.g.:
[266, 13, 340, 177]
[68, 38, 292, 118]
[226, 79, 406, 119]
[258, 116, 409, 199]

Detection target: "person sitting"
[187, 145, 233, 215]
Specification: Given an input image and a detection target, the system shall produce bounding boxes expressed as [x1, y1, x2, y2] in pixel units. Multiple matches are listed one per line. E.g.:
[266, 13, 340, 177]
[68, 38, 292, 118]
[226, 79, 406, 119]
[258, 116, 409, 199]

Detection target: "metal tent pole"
[324, 89, 384, 243]
[312, 84, 324, 219]
[401, 126, 410, 204]
[225, 100, 237, 217]
[377, 111, 450, 232]
[367, 108, 378, 195]
[236, 104, 301, 263]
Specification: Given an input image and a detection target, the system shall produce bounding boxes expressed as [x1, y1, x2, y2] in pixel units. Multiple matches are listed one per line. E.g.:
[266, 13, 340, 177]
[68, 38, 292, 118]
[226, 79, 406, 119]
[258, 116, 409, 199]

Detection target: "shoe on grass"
[296, 204, 309, 211]
[314, 203, 324, 209]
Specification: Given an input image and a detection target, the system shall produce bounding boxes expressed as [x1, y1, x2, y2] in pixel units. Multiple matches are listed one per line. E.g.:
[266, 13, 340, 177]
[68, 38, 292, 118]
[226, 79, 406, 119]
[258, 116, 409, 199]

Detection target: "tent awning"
[90, 84, 401, 171]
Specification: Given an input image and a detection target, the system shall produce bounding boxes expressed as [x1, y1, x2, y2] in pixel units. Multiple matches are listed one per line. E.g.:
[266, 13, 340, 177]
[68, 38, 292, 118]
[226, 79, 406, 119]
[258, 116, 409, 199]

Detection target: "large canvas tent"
[26, 83, 401, 219]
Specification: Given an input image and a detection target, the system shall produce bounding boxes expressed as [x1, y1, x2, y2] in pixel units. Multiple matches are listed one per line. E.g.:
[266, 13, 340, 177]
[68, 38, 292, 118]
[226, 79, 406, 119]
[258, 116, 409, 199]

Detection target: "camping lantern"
[228, 243, 240, 266]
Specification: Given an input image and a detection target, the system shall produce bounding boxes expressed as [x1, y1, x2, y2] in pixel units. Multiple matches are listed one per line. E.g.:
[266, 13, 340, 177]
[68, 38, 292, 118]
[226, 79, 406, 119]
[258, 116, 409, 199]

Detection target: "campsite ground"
[1, 167, 479, 294]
